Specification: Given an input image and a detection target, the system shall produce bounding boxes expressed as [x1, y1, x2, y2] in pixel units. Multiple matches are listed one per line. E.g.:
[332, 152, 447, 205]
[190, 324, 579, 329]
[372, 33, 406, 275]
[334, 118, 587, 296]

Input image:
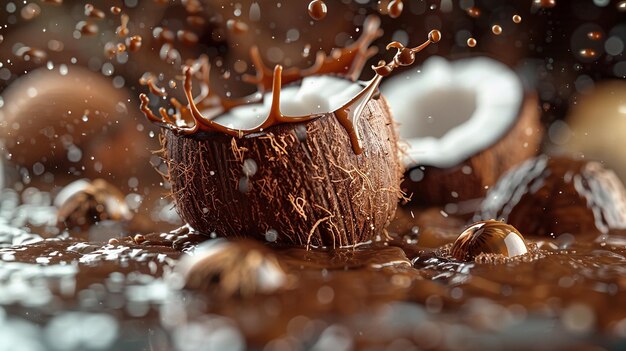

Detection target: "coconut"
[56, 178, 132, 232]
[0, 67, 157, 186]
[174, 239, 287, 297]
[478, 155, 626, 237]
[163, 74, 403, 248]
[381, 56, 542, 208]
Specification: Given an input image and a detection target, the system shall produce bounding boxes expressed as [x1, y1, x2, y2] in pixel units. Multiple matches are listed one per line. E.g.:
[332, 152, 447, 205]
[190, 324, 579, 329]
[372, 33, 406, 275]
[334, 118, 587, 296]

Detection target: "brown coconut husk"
[403, 93, 543, 208]
[164, 96, 403, 248]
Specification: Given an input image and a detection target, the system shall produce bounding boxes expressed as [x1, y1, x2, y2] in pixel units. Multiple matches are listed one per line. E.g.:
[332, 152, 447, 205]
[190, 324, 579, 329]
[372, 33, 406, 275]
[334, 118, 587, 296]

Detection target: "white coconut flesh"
[209, 75, 365, 130]
[381, 56, 524, 169]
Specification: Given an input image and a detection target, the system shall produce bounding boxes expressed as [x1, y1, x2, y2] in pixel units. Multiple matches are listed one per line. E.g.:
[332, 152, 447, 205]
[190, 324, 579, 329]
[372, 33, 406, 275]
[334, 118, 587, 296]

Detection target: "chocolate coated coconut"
[141, 18, 441, 247]
[451, 220, 528, 261]
[478, 156, 626, 237]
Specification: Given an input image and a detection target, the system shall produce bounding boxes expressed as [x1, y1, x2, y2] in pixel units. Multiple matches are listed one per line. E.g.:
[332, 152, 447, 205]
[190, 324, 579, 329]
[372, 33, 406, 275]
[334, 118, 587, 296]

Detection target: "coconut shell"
[403, 93, 542, 208]
[164, 96, 403, 247]
[0, 67, 158, 186]
[478, 155, 626, 237]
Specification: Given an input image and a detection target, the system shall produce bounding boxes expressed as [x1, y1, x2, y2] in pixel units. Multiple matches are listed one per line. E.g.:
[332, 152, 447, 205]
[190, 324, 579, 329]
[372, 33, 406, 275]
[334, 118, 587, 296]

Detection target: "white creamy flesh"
[210, 76, 364, 130]
[381, 56, 523, 169]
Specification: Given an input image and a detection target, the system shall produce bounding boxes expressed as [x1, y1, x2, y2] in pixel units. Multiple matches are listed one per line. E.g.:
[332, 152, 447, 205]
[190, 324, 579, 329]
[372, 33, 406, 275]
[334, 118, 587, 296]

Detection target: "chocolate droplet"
[428, 30, 441, 43]
[397, 47, 415, 66]
[308, 0, 327, 21]
[451, 220, 528, 262]
[387, 0, 403, 18]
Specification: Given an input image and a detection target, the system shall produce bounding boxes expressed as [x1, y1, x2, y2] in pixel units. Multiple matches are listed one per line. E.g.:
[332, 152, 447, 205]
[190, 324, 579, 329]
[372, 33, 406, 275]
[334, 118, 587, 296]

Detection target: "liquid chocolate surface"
[1, 189, 626, 350]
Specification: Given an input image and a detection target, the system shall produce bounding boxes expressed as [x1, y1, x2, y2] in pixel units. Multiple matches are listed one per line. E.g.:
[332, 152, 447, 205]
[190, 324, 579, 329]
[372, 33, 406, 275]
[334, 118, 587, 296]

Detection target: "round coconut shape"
[478, 155, 626, 237]
[382, 57, 543, 209]
[164, 96, 402, 248]
[0, 67, 157, 185]
[403, 94, 542, 208]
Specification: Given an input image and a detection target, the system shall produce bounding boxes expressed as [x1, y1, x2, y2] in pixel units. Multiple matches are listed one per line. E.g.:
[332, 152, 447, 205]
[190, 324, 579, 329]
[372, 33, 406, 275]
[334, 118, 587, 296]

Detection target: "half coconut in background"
[382, 56, 543, 213]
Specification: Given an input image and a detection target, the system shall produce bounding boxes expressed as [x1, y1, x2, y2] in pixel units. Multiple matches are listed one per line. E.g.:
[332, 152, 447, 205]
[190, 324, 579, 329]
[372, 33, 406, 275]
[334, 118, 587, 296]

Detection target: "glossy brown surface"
[1, 201, 626, 350]
[479, 156, 626, 237]
[450, 220, 528, 261]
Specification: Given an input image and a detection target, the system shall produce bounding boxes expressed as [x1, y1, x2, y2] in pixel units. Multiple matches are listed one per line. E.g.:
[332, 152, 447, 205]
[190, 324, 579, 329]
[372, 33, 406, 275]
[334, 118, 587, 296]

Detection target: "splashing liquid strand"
[534, 0, 556, 8]
[387, 0, 404, 18]
[579, 49, 597, 58]
[139, 16, 441, 154]
[116, 14, 130, 37]
[77, 21, 99, 36]
[226, 19, 249, 34]
[587, 31, 603, 40]
[466, 7, 481, 18]
[126, 36, 142, 52]
[307, 0, 327, 21]
[84, 4, 105, 19]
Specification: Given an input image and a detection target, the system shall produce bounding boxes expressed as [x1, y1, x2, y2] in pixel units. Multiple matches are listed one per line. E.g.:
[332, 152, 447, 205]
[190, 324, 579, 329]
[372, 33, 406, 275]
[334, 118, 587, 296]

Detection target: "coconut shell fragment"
[164, 96, 403, 248]
[403, 94, 542, 208]
[56, 178, 132, 232]
[478, 156, 626, 237]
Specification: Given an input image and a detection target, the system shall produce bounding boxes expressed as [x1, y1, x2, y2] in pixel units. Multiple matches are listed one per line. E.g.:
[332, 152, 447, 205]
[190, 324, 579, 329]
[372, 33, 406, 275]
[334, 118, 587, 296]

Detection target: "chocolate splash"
[139, 16, 440, 154]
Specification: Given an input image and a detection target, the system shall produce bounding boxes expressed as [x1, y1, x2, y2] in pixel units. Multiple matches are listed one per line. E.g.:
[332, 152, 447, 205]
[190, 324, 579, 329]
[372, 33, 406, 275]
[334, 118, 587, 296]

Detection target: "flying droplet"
[587, 31, 602, 40]
[534, 0, 556, 8]
[467, 37, 477, 47]
[512, 15, 522, 23]
[466, 7, 481, 17]
[579, 48, 597, 58]
[492, 25, 502, 35]
[308, 0, 327, 21]
[387, 0, 403, 18]
[428, 30, 441, 43]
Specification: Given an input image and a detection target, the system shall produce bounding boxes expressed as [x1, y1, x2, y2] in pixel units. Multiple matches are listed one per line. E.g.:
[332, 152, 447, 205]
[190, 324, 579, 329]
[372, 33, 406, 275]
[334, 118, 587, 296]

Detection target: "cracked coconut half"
[139, 16, 441, 247]
[382, 56, 543, 209]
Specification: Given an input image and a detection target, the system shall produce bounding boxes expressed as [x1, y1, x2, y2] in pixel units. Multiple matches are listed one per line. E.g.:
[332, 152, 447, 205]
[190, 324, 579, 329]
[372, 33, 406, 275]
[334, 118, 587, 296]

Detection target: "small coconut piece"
[56, 178, 132, 232]
[478, 155, 626, 237]
[174, 239, 286, 297]
[0, 67, 156, 184]
[560, 81, 626, 182]
[450, 220, 528, 261]
[164, 75, 402, 247]
[382, 56, 542, 206]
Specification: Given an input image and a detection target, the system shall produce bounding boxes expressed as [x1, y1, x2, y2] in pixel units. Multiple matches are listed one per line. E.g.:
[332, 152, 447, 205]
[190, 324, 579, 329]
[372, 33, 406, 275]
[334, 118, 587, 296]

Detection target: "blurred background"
[0, 2, 625, 350]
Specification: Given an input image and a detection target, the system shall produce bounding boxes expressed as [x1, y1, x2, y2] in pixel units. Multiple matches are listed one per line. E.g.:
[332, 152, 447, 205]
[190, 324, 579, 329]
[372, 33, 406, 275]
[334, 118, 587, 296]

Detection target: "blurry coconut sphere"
[0, 66, 160, 190]
[560, 81, 626, 181]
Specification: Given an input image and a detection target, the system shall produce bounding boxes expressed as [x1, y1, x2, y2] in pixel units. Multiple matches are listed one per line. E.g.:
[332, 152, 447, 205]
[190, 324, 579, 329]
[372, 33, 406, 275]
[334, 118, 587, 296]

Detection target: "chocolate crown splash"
[139, 16, 441, 154]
